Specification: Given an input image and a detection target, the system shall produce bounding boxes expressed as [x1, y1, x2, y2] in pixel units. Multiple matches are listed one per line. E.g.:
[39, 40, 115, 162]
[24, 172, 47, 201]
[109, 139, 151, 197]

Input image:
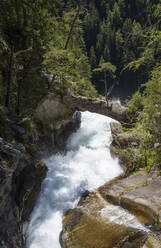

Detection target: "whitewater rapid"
[26, 111, 146, 248]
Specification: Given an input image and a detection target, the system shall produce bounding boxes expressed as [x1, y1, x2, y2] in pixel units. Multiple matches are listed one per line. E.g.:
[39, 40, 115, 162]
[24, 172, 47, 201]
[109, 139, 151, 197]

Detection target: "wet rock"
[55, 111, 81, 149]
[0, 137, 24, 161]
[12, 142, 25, 153]
[60, 192, 148, 248]
[100, 169, 161, 230]
[115, 230, 147, 248]
[110, 122, 123, 136]
[14, 161, 48, 221]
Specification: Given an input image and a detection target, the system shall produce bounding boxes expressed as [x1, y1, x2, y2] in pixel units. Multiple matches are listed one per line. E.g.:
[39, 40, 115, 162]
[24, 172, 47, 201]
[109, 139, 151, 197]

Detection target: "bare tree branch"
[14, 47, 32, 57]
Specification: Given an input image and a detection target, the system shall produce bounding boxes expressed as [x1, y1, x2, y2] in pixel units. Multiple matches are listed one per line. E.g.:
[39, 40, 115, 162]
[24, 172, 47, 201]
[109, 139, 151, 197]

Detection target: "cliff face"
[0, 104, 49, 248]
[0, 138, 24, 247]
[0, 137, 48, 248]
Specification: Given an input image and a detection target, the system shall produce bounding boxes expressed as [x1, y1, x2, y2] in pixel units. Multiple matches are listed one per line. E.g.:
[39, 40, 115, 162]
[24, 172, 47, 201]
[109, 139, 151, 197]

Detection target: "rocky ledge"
[63, 93, 127, 122]
[99, 168, 161, 248]
[34, 92, 127, 155]
[100, 168, 161, 228]
[34, 92, 81, 154]
[109, 121, 161, 228]
[60, 191, 148, 248]
[97, 121, 161, 248]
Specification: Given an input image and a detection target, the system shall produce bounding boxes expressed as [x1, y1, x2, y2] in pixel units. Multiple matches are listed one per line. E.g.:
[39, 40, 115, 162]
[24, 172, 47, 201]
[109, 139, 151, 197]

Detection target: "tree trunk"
[104, 69, 108, 103]
[5, 47, 15, 109]
[17, 75, 24, 116]
[64, 5, 80, 50]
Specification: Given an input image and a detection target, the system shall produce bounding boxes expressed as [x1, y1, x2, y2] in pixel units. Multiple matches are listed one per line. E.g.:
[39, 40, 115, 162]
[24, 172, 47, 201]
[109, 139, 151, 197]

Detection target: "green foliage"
[42, 7, 97, 98]
[123, 66, 161, 171]
[123, 29, 161, 80]
[127, 91, 143, 123]
[83, 0, 161, 94]
[95, 58, 117, 75]
[138, 66, 161, 144]
[0, 0, 98, 114]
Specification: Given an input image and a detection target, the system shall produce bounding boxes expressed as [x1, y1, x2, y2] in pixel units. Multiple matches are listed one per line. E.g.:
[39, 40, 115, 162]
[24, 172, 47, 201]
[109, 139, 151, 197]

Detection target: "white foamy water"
[101, 205, 148, 231]
[26, 111, 146, 248]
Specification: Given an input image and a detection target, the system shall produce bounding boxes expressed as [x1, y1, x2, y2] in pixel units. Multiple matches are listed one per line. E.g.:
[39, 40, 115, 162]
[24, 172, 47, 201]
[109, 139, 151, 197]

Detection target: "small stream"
[26, 111, 147, 248]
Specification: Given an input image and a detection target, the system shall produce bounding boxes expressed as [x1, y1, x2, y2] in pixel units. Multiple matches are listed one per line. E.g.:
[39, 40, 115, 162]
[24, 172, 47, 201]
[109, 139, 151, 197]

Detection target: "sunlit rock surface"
[64, 94, 127, 122]
[60, 192, 148, 248]
[100, 168, 161, 235]
[34, 93, 81, 152]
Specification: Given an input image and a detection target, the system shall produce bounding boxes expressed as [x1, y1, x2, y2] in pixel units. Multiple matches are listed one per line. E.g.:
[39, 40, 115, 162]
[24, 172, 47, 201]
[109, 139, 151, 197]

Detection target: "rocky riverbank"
[60, 191, 148, 248]
[60, 117, 161, 248]
[102, 121, 161, 247]
[108, 121, 161, 228]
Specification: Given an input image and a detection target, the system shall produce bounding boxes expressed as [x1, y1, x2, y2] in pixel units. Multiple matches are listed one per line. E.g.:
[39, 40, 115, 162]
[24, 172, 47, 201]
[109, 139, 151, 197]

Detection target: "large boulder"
[35, 92, 72, 125]
[55, 111, 81, 149]
[34, 93, 81, 152]
[100, 167, 161, 231]
[60, 192, 148, 248]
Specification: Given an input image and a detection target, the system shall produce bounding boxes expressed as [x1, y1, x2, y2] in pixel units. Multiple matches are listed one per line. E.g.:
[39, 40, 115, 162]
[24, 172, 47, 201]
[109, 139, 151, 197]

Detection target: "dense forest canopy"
[0, 0, 161, 113]
[0, 0, 97, 115]
[82, 0, 161, 99]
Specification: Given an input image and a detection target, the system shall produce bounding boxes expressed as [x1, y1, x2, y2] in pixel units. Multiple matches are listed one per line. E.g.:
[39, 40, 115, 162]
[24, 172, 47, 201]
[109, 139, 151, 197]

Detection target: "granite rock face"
[60, 192, 148, 248]
[64, 94, 127, 122]
[101, 168, 161, 227]
[99, 167, 161, 248]
[0, 105, 48, 248]
[14, 161, 47, 222]
[55, 111, 81, 149]
[0, 136, 48, 248]
[34, 93, 81, 153]
[0, 138, 24, 248]
[34, 92, 127, 153]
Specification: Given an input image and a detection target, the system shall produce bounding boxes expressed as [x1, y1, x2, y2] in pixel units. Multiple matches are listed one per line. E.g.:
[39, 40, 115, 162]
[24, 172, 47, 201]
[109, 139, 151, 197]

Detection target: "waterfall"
[26, 111, 146, 248]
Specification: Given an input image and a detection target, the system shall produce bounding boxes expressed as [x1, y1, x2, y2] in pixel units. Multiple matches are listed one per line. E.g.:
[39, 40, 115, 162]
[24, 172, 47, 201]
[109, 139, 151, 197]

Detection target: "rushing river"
[26, 111, 147, 248]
